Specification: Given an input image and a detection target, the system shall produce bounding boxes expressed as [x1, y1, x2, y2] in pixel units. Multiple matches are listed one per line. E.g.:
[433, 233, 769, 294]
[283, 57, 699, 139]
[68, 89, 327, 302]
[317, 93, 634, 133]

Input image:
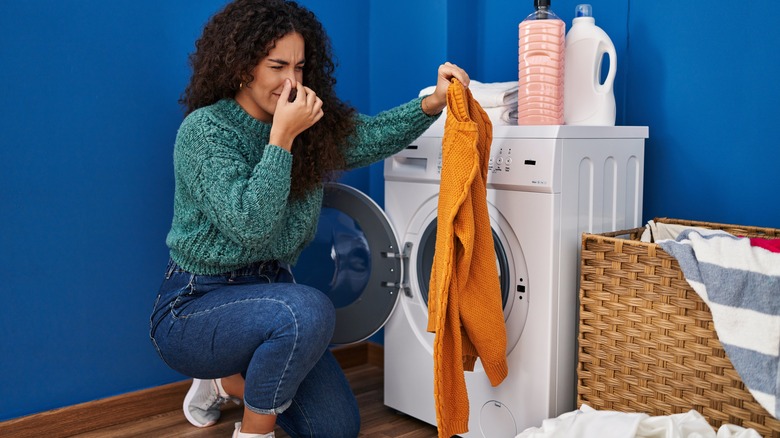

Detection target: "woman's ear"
[239, 74, 252, 89]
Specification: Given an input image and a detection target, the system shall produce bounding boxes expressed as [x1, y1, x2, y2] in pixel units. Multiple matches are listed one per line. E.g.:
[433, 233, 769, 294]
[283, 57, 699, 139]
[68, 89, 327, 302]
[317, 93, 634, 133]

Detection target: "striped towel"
[658, 229, 780, 419]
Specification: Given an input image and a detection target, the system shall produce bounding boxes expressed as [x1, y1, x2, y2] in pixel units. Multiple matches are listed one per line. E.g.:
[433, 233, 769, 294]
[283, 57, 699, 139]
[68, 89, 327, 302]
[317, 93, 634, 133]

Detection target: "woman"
[149, 1, 469, 437]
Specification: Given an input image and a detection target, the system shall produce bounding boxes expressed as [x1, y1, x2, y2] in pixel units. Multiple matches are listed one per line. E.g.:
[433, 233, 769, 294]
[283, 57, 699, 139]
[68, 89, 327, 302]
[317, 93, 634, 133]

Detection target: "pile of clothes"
[644, 220, 780, 420]
[517, 404, 762, 438]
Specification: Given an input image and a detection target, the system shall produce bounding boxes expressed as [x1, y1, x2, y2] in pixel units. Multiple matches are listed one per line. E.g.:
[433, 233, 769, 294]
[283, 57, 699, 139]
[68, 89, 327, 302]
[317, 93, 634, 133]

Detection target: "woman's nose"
[284, 68, 298, 83]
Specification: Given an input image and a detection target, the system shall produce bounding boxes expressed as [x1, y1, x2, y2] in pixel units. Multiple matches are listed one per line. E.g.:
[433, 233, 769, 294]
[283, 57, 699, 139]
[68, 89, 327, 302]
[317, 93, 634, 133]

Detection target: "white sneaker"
[233, 421, 275, 438]
[183, 378, 240, 427]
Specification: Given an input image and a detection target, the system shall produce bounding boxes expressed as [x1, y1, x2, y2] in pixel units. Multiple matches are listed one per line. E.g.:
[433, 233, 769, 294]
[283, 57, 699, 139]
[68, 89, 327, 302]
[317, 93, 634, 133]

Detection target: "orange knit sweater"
[426, 79, 508, 438]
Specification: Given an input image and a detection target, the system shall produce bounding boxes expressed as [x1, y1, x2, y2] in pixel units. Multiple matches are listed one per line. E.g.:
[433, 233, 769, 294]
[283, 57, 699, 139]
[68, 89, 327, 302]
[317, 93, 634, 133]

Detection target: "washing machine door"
[295, 182, 403, 345]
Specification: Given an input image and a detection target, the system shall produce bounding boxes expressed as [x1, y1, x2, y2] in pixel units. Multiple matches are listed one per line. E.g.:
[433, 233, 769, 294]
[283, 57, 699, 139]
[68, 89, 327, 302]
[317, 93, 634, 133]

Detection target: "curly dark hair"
[180, 0, 356, 199]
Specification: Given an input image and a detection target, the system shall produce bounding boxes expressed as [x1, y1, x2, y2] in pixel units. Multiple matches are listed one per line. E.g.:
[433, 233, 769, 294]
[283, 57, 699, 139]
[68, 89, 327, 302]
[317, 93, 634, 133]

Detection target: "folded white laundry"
[418, 80, 518, 108]
[515, 404, 762, 438]
[422, 105, 517, 128]
[419, 80, 519, 127]
[502, 106, 518, 125]
[466, 80, 518, 107]
[484, 106, 515, 126]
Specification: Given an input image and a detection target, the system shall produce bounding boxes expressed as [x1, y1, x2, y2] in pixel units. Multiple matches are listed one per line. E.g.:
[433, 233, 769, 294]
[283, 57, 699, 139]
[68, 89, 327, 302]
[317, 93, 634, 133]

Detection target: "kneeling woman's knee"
[290, 285, 336, 343]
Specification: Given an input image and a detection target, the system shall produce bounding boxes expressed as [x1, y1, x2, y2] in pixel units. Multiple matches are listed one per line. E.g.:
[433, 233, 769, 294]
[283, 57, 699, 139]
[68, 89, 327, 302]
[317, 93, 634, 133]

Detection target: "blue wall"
[628, 0, 780, 227]
[2, 0, 778, 422]
[0, 1, 209, 420]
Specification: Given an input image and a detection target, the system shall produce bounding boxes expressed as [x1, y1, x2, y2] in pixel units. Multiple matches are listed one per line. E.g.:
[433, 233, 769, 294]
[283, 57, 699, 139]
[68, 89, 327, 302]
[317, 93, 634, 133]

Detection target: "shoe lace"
[215, 394, 242, 407]
[213, 380, 242, 407]
[203, 381, 241, 409]
[202, 385, 231, 409]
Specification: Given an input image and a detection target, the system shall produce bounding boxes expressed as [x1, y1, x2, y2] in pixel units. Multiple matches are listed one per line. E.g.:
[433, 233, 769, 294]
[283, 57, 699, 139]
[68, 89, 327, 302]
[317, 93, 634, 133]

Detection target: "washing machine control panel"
[384, 134, 560, 193]
[487, 137, 559, 193]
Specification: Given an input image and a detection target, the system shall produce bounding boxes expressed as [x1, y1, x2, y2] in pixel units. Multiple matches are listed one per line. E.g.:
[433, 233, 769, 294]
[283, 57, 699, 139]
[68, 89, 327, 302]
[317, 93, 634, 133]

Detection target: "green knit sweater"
[166, 97, 439, 274]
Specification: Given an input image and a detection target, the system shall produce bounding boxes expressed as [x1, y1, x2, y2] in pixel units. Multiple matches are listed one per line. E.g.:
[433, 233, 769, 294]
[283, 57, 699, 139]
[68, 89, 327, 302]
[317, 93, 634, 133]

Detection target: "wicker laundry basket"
[577, 218, 780, 437]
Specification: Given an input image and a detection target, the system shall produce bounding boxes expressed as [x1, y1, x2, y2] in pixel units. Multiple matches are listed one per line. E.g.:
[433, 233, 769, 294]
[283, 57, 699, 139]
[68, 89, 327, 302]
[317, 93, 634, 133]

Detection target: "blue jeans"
[149, 259, 360, 437]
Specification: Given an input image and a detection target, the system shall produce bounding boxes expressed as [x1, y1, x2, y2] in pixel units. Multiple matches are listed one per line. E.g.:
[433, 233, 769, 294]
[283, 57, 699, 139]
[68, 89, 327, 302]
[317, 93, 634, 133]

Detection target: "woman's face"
[236, 32, 305, 123]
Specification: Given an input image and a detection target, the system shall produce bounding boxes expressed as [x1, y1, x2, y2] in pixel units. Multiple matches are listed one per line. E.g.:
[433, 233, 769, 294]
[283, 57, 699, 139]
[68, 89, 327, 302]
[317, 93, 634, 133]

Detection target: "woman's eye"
[270, 66, 283, 70]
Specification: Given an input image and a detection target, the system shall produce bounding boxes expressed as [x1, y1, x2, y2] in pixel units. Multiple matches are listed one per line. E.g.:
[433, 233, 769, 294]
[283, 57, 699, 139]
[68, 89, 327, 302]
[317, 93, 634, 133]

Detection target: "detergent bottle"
[563, 4, 617, 125]
[517, 0, 565, 125]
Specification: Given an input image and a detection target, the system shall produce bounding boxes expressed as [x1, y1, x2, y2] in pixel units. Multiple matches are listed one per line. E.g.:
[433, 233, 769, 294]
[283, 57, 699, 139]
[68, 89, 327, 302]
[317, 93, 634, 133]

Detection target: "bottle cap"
[535, 0, 551, 8]
[575, 4, 592, 17]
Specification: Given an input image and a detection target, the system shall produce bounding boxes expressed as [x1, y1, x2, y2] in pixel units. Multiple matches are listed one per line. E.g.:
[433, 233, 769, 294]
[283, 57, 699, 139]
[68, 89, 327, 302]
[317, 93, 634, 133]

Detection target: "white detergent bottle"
[563, 4, 617, 125]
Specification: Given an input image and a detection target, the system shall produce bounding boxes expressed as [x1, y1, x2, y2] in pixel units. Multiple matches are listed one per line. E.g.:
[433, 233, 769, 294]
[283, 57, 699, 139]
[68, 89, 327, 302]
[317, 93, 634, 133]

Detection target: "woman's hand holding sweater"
[422, 62, 470, 116]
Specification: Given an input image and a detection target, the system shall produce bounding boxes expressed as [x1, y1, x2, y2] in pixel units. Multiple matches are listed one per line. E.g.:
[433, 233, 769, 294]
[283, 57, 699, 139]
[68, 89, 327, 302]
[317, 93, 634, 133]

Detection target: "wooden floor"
[68, 363, 438, 438]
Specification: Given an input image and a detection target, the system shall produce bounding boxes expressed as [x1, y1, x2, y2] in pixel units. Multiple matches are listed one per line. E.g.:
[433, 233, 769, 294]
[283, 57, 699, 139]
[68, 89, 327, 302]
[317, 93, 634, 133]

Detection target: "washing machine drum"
[416, 218, 511, 310]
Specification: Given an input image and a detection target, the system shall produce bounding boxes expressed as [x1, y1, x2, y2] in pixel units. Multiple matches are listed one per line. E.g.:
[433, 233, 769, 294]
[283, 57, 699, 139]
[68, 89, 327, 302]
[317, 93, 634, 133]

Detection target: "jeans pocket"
[154, 270, 195, 319]
[150, 273, 181, 335]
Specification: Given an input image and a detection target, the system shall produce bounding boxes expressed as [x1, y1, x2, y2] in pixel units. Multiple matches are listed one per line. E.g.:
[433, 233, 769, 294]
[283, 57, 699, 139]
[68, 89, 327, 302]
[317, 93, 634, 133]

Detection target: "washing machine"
[295, 124, 648, 437]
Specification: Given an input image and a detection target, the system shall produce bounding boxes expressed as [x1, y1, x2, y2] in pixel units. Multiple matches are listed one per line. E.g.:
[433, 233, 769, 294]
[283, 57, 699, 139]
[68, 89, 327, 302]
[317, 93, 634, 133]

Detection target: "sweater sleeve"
[343, 96, 441, 169]
[174, 118, 294, 249]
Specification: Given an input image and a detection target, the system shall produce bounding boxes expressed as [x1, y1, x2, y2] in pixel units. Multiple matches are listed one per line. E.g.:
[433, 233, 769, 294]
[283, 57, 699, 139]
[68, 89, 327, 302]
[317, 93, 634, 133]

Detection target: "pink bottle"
[518, 0, 565, 125]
